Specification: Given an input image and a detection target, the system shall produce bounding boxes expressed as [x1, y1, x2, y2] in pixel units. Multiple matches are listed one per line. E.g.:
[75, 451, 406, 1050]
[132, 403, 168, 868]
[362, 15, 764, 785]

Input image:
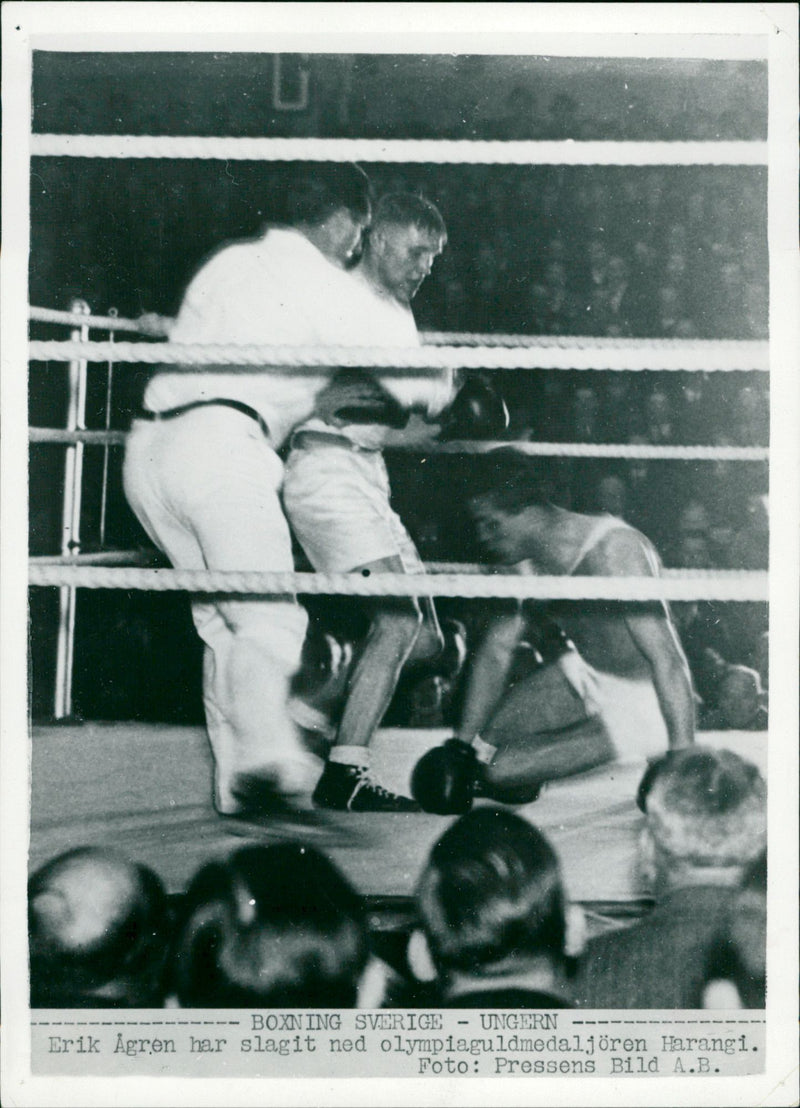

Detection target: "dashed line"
[32, 1020, 241, 1027]
[572, 1018, 765, 1025]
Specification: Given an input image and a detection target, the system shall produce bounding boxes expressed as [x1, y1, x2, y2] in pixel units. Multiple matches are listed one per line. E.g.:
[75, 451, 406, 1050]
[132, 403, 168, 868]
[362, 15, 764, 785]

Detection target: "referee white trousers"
[123, 407, 314, 811]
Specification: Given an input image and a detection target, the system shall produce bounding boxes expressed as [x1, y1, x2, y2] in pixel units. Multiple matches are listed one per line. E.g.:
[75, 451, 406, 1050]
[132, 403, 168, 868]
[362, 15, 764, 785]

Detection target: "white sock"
[329, 745, 370, 769]
[472, 735, 498, 765]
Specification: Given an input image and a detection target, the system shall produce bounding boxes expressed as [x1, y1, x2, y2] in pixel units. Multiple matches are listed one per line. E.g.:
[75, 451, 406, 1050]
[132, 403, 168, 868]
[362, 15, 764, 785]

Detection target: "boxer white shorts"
[559, 650, 668, 761]
[283, 441, 425, 573]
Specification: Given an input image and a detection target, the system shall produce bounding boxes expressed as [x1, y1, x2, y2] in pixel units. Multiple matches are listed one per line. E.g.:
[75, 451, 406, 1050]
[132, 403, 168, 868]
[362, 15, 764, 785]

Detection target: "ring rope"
[30, 551, 160, 567]
[29, 305, 157, 335]
[27, 553, 762, 581]
[422, 331, 768, 351]
[414, 440, 768, 461]
[29, 339, 769, 373]
[26, 307, 771, 355]
[31, 428, 128, 446]
[27, 426, 768, 462]
[30, 134, 768, 166]
[27, 565, 768, 602]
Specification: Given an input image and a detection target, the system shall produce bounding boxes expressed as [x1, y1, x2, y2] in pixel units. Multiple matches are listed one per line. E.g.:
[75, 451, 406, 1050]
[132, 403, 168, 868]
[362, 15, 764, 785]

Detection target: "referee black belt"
[136, 399, 270, 438]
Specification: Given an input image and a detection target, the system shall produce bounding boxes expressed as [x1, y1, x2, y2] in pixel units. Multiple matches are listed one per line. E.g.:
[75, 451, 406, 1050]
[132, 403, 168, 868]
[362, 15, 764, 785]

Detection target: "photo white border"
[2, 4, 798, 1106]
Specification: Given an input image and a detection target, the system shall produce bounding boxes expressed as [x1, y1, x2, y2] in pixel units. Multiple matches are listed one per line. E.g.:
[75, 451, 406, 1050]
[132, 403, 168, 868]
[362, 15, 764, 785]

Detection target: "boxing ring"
[27, 131, 769, 922]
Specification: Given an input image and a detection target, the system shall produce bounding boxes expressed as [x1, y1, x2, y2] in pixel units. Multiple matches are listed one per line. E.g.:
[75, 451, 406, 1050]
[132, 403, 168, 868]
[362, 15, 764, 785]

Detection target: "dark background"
[28, 52, 769, 722]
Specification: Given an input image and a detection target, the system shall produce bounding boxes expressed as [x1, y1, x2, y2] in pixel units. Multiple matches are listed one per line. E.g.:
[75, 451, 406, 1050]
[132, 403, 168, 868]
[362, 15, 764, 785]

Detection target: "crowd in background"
[28, 747, 767, 1012]
[30, 164, 767, 344]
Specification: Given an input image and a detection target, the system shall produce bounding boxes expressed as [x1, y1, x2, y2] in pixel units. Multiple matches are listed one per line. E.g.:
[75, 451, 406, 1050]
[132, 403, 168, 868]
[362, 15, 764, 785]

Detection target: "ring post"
[54, 299, 90, 719]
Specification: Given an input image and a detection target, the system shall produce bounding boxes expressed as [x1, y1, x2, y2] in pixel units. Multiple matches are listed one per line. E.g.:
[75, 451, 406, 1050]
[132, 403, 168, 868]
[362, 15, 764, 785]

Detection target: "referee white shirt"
[144, 225, 364, 447]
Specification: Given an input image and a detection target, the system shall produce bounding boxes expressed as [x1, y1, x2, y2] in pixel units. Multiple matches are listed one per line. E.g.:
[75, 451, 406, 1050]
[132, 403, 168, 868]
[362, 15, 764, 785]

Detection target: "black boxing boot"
[313, 758, 420, 813]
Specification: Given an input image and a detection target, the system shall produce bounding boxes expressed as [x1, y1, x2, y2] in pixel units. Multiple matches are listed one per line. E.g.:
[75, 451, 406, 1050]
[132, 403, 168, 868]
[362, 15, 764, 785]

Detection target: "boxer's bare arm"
[591, 530, 695, 749]
[623, 610, 695, 748]
[456, 609, 526, 744]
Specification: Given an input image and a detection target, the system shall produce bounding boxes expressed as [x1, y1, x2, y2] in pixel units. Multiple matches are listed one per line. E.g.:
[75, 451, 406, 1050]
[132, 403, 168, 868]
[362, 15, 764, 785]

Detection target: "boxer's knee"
[367, 601, 424, 657]
[411, 614, 445, 663]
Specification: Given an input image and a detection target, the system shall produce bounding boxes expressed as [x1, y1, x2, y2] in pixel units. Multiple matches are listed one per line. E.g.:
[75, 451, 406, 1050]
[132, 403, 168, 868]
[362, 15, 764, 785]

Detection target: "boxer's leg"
[481, 660, 615, 802]
[285, 444, 434, 809]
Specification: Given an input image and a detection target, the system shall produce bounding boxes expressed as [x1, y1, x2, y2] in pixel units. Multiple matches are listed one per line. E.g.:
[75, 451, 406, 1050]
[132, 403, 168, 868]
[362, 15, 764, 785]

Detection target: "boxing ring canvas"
[30, 722, 766, 905]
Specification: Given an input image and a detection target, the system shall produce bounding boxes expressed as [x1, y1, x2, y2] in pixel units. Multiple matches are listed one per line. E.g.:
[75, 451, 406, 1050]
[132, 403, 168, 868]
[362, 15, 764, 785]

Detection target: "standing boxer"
[412, 449, 694, 812]
[123, 164, 372, 817]
[283, 193, 507, 810]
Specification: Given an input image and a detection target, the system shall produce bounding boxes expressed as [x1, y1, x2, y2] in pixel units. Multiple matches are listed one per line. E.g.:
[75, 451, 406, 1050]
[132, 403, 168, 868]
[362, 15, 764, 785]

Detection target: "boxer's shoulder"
[581, 523, 660, 577]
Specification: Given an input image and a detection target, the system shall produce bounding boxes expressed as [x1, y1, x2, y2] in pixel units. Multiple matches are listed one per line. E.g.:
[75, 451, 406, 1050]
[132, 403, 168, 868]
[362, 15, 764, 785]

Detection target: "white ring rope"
[26, 308, 771, 355]
[417, 440, 768, 461]
[29, 305, 157, 335]
[27, 565, 768, 602]
[27, 427, 768, 462]
[30, 551, 159, 567]
[30, 134, 768, 166]
[29, 339, 769, 373]
[421, 331, 766, 351]
[27, 553, 762, 581]
[30, 428, 128, 446]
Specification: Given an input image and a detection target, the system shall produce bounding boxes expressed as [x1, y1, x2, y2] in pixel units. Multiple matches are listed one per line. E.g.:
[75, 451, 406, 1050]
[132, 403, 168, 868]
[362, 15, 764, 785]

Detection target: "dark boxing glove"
[529, 617, 573, 666]
[314, 369, 409, 429]
[438, 376, 509, 441]
[410, 738, 478, 815]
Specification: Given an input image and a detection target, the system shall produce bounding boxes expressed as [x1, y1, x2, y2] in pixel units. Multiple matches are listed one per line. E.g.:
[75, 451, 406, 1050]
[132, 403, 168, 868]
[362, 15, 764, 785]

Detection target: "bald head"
[29, 847, 169, 1007]
[32, 849, 144, 950]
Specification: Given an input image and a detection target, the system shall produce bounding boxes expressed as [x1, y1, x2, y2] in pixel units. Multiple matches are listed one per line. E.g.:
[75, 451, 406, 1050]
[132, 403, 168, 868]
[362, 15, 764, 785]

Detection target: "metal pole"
[98, 308, 116, 548]
[54, 299, 90, 719]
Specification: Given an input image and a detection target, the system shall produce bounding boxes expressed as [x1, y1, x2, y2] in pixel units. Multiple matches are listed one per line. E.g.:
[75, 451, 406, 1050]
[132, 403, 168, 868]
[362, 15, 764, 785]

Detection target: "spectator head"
[637, 747, 766, 895]
[665, 252, 688, 285]
[172, 844, 370, 1007]
[633, 239, 656, 267]
[364, 192, 446, 303]
[678, 499, 711, 536]
[666, 222, 689, 253]
[545, 237, 567, 263]
[702, 852, 767, 1009]
[677, 533, 714, 568]
[28, 847, 170, 1007]
[744, 492, 769, 532]
[596, 474, 628, 518]
[646, 387, 672, 424]
[573, 385, 599, 422]
[529, 282, 550, 317]
[286, 162, 372, 267]
[674, 317, 696, 338]
[413, 808, 576, 993]
[549, 92, 579, 130]
[544, 260, 568, 290]
[587, 238, 607, 271]
[607, 256, 629, 287]
[721, 261, 744, 290]
[716, 665, 765, 729]
[657, 284, 681, 315]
